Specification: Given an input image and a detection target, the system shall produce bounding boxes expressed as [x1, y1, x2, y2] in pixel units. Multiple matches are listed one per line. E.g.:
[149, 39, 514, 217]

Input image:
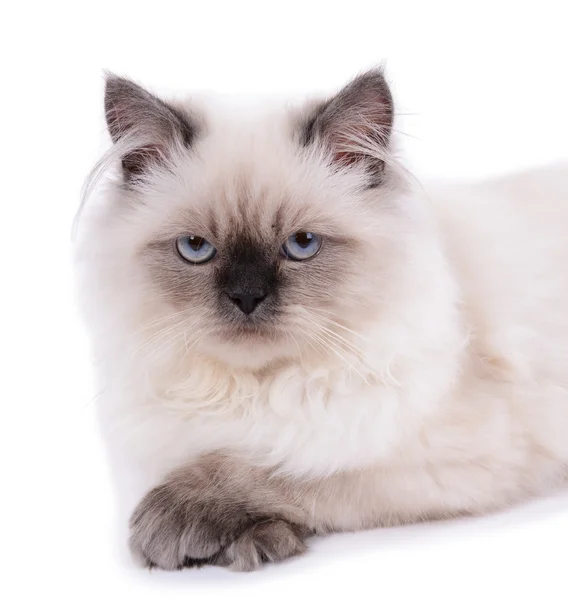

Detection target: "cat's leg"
[128, 452, 312, 571]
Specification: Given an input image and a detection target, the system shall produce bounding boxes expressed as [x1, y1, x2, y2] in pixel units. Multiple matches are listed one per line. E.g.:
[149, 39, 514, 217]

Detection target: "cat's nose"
[228, 291, 267, 315]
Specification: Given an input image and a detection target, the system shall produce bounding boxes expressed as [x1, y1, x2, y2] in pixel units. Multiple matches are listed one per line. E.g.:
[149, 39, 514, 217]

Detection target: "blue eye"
[176, 235, 217, 264]
[281, 232, 322, 261]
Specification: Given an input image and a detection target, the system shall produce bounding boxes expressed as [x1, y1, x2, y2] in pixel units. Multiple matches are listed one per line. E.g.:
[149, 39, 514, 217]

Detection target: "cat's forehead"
[163, 158, 353, 242]
[171, 175, 336, 242]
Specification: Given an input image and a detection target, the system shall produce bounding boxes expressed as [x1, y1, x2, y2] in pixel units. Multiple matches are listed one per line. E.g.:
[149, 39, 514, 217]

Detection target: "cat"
[75, 68, 568, 572]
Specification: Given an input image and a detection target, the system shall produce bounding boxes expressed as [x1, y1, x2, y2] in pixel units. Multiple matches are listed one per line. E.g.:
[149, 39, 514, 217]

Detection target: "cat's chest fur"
[101, 343, 459, 501]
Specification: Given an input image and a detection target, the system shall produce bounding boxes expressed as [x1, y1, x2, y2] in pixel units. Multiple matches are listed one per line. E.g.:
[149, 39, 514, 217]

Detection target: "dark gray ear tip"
[360, 66, 387, 78]
[347, 67, 394, 121]
[103, 73, 145, 142]
[104, 73, 138, 100]
[103, 69, 118, 83]
[103, 71, 121, 90]
[104, 74, 123, 109]
[353, 67, 392, 94]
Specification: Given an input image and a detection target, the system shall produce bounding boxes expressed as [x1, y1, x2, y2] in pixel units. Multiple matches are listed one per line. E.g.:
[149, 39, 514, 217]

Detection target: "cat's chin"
[199, 333, 296, 371]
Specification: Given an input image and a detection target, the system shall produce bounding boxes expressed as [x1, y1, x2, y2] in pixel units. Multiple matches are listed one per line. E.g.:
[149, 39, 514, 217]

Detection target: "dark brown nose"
[228, 292, 267, 315]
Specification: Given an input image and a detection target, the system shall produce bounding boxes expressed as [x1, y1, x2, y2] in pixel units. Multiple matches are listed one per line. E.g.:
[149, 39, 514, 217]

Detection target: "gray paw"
[129, 482, 309, 571]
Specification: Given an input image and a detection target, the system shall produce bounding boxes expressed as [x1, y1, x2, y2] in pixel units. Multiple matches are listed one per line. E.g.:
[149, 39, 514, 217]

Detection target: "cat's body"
[76, 71, 568, 571]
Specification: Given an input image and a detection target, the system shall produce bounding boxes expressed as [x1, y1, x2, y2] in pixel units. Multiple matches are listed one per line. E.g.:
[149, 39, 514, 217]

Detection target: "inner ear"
[301, 69, 394, 185]
[104, 74, 197, 179]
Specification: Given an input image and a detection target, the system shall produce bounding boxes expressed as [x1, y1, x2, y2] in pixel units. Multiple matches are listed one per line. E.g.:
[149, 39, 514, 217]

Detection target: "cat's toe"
[128, 484, 227, 570]
[217, 520, 310, 572]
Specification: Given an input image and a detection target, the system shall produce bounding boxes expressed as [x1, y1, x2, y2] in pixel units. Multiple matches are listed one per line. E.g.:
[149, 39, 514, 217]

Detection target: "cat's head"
[80, 70, 427, 371]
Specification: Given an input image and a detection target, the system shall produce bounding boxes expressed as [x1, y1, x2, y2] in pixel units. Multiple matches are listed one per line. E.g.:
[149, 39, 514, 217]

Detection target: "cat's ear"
[104, 74, 197, 178]
[301, 69, 394, 185]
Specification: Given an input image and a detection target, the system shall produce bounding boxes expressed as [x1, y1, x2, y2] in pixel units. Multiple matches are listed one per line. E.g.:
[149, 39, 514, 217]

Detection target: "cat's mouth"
[219, 319, 282, 341]
[205, 308, 291, 353]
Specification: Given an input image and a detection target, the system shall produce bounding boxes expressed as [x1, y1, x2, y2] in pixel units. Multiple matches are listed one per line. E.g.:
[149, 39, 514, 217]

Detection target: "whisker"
[307, 328, 373, 387]
[134, 314, 203, 357]
[297, 310, 400, 388]
[132, 306, 198, 336]
[308, 308, 382, 346]
[143, 329, 187, 362]
[299, 313, 368, 359]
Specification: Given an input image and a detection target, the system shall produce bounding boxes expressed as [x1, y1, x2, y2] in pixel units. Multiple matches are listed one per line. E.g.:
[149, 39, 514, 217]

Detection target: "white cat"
[75, 69, 568, 571]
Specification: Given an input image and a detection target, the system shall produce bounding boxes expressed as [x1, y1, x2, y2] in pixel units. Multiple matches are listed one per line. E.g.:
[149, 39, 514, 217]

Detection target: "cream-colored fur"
[76, 75, 568, 565]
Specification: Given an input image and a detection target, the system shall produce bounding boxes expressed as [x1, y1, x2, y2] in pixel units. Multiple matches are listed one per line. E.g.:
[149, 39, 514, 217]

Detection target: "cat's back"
[427, 162, 568, 280]
[428, 163, 568, 382]
[428, 162, 568, 228]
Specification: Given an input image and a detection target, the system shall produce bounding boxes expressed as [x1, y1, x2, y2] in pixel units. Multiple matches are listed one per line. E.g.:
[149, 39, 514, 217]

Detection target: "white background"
[2, 1, 568, 598]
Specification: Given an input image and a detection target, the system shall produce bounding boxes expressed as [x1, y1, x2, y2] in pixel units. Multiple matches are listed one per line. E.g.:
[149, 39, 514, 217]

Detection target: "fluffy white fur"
[76, 78, 568, 551]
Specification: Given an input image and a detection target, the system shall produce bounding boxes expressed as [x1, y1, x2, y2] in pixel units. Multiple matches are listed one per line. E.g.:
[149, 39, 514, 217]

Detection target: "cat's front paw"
[129, 480, 309, 571]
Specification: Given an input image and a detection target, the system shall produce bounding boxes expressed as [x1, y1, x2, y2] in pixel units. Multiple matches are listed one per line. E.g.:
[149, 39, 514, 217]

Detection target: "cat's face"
[85, 71, 412, 370]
